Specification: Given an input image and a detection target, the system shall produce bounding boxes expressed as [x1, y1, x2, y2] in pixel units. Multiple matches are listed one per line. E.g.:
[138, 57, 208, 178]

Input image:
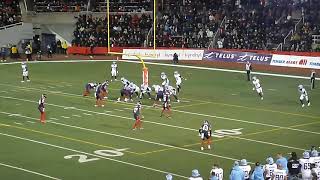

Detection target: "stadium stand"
[33, 0, 87, 12]
[0, 0, 22, 27]
[93, 0, 152, 12]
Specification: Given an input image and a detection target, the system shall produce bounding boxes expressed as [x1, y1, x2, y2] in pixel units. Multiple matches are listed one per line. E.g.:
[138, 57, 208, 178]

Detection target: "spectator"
[25, 44, 32, 61]
[230, 161, 245, 180]
[250, 162, 264, 180]
[56, 40, 62, 54]
[287, 152, 300, 180]
[189, 169, 203, 180]
[11, 45, 18, 60]
[1, 45, 6, 62]
[173, 53, 178, 64]
[0, 0, 22, 27]
[47, 44, 52, 58]
[62, 41, 68, 54]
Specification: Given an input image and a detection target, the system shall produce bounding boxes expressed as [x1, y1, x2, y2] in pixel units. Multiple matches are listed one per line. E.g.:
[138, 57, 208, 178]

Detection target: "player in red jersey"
[38, 94, 47, 123]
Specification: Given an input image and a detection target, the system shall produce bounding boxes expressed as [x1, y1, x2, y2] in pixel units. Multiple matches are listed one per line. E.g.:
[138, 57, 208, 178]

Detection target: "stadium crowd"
[0, 0, 21, 27]
[176, 147, 320, 180]
[33, 0, 87, 12]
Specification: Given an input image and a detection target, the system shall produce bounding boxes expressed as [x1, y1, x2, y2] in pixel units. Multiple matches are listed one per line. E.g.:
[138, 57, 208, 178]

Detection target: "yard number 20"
[64, 149, 127, 163]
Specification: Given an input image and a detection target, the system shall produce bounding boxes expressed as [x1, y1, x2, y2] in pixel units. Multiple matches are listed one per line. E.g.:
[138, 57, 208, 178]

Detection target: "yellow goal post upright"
[106, 0, 157, 86]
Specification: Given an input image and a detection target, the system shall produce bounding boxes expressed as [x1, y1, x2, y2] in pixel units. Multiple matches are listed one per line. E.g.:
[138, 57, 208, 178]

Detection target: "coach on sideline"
[245, 61, 252, 81]
[311, 70, 316, 89]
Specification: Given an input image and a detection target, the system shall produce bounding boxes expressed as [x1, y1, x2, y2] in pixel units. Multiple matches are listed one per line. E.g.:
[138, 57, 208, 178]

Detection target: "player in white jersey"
[210, 164, 223, 180]
[272, 164, 287, 180]
[300, 151, 313, 180]
[129, 82, 140, 98]
[252, 76, 263, 100]
[174, 71, 183, 93]
[199, 120, 212, 150]
[312, 164, 320, 180]
[239, 159, 251, 180]
[298, 85, 311, 107]
[110, 61, 118, 81]
[310, 150, 320, 168]
[264, 157, 278, 179]
[120, 77, 130, 87]
[161, 72, 170, 87]
[21, 62, 30, 82]
[167, 85, 180, 102]
[139, 84, 152, 99]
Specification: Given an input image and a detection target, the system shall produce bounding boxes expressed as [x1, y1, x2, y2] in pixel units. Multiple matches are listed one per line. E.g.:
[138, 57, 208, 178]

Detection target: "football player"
[117, 84, 132, 102]
[271, 164, 287, 180]
[239, 159, 251, 180]
[199, 120, 212, 151]
[121, 77, 130, 87]
[209, 164, 223, 180]
[252, 76, 263, 100]
[152, 84, 164, 107]
[83, 82, 98, 96]
[129, 82, 140, 98]
[94, 83, 105, 107]
[312, 163, 320, 180]
[110, 61, 118, 81]
[21, 62, 30, 82]
[310, 150, 320, 168]
[299, 151, 313, 180]
[160, 89, 171, 118]
[38, 94, 46, 123]
[263, 157, 277, 180]
[174, 71, 183, 93]
[140, 84, 152, 99]
[161, 72, 170, 87]
[132, 101, 143, 130]
[100, 81, 109, 99]
[298, 85, 311, 107]
[167, 85, 180, 102]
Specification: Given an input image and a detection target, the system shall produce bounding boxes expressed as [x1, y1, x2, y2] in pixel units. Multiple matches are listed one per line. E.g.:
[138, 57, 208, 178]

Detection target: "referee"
[311, 70, 316, 89]
[245, 61, 252, 81]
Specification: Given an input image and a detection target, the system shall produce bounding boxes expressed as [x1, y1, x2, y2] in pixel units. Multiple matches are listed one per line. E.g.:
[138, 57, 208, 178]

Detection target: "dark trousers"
[311, 77, 315, 89]
[246, 70, 251, 81]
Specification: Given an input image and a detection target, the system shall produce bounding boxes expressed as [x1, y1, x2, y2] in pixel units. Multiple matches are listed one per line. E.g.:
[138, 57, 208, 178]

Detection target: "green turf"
[0, 61, 319, 180]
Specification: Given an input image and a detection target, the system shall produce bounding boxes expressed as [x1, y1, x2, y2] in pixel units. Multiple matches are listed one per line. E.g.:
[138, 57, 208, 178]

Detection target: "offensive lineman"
[110, 61, 118, 81]
[199, 120, 212, 151]
[299, 151, 313, 180]
[239, 159, 251, 180]
[21, 62, 30, 82]
[263, 157, 278, 180]
[298, 85, 311, 107]
[252, 76, 263, 100]
[139, 84, 152, 99]
[174, 71, 183, 93]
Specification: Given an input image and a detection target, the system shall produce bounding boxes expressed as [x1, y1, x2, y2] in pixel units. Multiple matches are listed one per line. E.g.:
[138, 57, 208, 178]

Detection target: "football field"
[0, 60, 319, 180]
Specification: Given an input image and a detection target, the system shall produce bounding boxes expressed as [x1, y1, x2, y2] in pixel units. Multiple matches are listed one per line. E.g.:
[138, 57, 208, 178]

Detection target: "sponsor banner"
[122, 49, 204, 60]
[203, 50, 272, 64]
[270, 54, 320, 69]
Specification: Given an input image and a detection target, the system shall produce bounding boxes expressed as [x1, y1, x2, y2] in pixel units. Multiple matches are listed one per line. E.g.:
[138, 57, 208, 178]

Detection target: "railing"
[294, 18, 302, 32]
[283, 29, 293, 45]
[146, 26, 153, 47]
[276, 43, 283, 51]
[0, 22, 23, 31]
[209, 16, 226, 48]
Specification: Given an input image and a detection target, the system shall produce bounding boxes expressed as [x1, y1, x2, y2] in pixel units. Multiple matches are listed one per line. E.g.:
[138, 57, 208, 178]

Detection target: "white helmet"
[174, 71, 178, 74]
[113, 61, 116, 64]
[252, 76, 257, 81]
[298, 85, 303, 89]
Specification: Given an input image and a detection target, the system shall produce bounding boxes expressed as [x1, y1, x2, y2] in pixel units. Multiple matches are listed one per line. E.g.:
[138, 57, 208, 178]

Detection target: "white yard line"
[14, 122, 23, 125]
[0, 162, 61, 180]
[0, 132, 188, 179]
[72, 114, 81, 117]
[27, 121, 35, 124]
[60, 116, 70, 119]
[82, 113, 92, 116]
[49, 117, 59, 121]
[104, 110, 112, 113]
[0, 59, 317, 80]
[0, 111, 306, 160]
[114, 109, 124, 112]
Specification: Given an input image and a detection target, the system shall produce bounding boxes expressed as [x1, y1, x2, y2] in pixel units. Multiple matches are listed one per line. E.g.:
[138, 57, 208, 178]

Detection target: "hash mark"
[83, 113, 92, 116]
[61, 116, 70, 119]
[72, 114, 81, 117]
[14, 122, 23, 125]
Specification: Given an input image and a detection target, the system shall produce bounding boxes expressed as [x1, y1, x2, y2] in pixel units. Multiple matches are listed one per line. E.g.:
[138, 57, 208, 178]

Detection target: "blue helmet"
[303, 151, 310, 159]
[266, 157, 274, 165]
[311, 150, 319, 157]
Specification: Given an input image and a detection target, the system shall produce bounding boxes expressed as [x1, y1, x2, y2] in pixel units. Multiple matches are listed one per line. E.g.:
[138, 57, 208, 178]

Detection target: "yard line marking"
[14, 122, 23, 125]
[83, 113, 93, 116]
[114, 109, 124, 112]
[72, 114, 81, 117]
[61, 116, 70, 119]
[174, 102, 211, 109]
[0, 90, 8, 93]
[104, 110, 112, 113]
[1, 82, 318, 120]
[50, 117, 59, 121]
[0, 162, 61, 180]
[47, 86, 55, 89]
[0, 132, 189, 179]
[0, 95, 319, 136]
[0, 111, 243, 162]
[0, 122, 139, 155]
[27, 121, 35, 124]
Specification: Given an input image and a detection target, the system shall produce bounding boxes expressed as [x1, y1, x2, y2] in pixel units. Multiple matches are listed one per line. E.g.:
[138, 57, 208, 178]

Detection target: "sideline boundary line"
[0, 59, 317, 80]
[0, 132, 188, 179]
[0, 162, 61, 180]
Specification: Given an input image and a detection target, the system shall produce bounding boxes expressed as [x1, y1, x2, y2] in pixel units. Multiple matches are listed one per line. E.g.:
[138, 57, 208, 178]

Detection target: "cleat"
[21, 81, 25, 83]
[302, 104, 305, 107]
[261, 97, 263, 100]
[177, 99, 180, 103]
[132, 128, 136, 130]
[308, 102, 310, 106]
[139, 127, 144, 130]
[200, 147, 204, 151]
[27, 80, 30, 82]
[101, 105, 105, 107]
[208, 145, 211, 149]
[94, 105, 98, 107]
[252, 88, 255, 91]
